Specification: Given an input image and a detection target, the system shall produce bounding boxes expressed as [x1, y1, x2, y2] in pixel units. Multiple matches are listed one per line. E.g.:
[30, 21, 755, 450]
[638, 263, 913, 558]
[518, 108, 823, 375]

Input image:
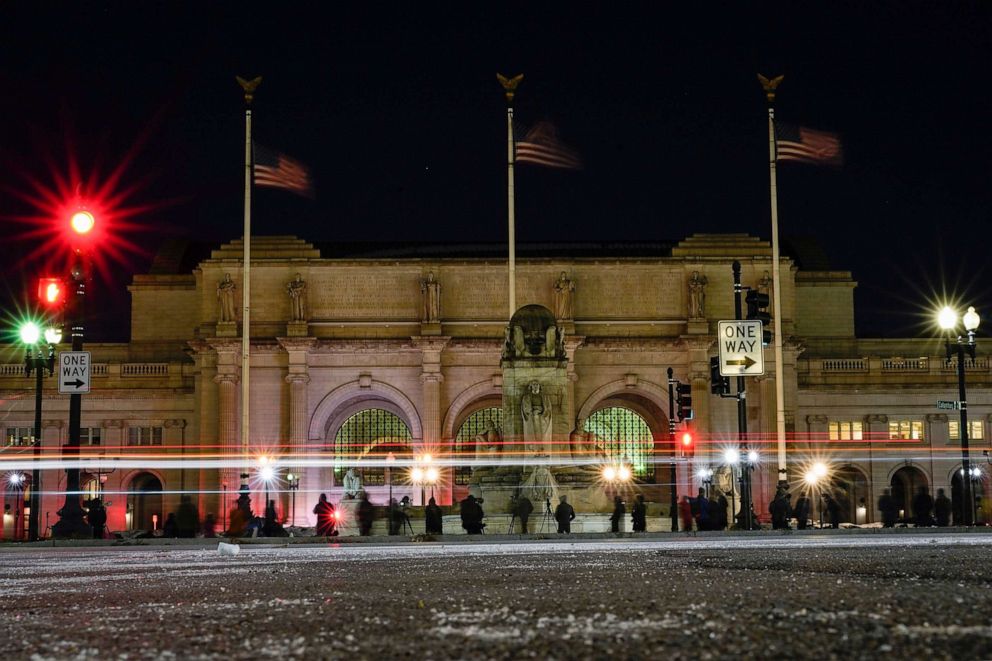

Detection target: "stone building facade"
[1, 233, 988, 536]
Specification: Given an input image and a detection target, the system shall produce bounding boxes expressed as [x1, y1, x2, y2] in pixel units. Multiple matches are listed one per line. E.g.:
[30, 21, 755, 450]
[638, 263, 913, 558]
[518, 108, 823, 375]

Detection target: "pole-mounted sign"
[58, 351, 91, 394]
[718, 320, 766, 377]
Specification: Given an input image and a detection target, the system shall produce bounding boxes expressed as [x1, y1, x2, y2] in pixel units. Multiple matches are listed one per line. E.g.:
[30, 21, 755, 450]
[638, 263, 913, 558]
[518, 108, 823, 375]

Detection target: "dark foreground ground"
[1, 533, 991, 660]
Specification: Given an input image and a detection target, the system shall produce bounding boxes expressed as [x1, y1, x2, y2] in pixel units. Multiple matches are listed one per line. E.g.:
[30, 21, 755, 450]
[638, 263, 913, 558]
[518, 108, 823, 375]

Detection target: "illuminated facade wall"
[0, 233, 988, 536]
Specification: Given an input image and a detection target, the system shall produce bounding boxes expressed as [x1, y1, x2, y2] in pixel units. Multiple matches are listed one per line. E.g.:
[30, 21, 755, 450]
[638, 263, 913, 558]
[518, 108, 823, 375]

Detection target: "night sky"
[2, 3, 991, 340]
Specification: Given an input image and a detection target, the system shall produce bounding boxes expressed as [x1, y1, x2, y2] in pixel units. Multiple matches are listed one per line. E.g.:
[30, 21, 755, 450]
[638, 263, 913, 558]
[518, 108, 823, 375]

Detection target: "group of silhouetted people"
[677, 488, 732, 532]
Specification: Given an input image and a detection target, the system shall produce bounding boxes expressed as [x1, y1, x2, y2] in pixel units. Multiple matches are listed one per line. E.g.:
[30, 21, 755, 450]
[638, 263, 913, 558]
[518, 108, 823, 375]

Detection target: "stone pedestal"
[286, 321, 309, 337]
[216, 322, 238, 338]
[420, 322, 442, 336]
[336, 499, 362, 537]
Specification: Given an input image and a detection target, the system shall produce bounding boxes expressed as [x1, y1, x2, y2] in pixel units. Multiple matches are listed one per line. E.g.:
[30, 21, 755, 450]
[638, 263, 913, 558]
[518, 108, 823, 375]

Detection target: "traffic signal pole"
[52, 255, 92, 538]
[732, 261, 753, 530]
[666, 367, 678, 532]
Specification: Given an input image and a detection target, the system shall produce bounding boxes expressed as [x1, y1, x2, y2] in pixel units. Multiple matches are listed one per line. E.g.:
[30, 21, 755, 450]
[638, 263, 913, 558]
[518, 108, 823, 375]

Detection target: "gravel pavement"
[1, 533, 991, 660]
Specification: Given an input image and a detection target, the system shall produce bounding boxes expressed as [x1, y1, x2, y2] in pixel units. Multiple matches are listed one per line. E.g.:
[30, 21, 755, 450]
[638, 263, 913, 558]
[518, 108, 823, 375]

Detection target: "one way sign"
[58, 351, 92, 394]
[718, 320, 766, 377]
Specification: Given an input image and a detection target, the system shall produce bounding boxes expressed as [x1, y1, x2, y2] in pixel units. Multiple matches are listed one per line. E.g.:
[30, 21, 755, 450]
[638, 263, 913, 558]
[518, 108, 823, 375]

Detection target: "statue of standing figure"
[342, 468, 362, 499]
[421, 272, 441, 323]
[553, 272, 575, 320]
[287, 273, 307, 321]
[521, 381, 554, 455]
[687, 271, 708, 319]
[217, 274, 237, 322]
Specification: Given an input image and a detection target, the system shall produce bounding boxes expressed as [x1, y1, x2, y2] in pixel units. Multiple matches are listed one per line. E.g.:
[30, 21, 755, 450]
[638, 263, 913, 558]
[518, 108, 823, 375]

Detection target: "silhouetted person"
[679, 495, 693, 532]
[694, 487, 711, 531]
[313, 493, 337, 537]
[425, 496, 443, 534]
[717, 493, 730, 530]
[460, 494, 485, 534]
[357, 491, 375, 536]
[878, 488, 898, 528]
[176, 495, 199, 538]
[610, 496, 625, 533]
[824, 494, 841, 529]
[708, 493, 722, 530]
[631, 494, 647, 532]
[912, 485, 934, 527]
[514, 495, 533, 534]
[86, 498, 107, 539]
[388, 498, 411, 535]
[163, 512, 178, 538]
[794, 495, 811, 530]
[263, 500, 279, 537]
[935, 488, 952, 527]
[770, 489, 792, 530]
[203, 513, 217, 538]
[554, 495, 575, 534]
[227, 506, 247, 537]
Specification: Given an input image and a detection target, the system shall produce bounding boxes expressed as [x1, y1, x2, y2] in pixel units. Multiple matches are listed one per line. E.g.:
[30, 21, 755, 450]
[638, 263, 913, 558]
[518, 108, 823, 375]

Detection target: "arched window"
[334, 408, 412, 486]
[584, 407, 654, 480]
[454, 407, 503, 485]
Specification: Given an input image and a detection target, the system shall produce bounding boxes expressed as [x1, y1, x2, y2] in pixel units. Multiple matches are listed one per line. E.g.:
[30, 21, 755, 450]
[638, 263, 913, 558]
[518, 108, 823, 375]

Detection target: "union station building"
[2, 233, 989, 536]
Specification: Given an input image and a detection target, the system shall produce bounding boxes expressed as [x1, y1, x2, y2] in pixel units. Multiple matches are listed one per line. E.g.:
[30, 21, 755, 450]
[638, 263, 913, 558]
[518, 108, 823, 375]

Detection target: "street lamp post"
[286, 473, 300, 527]
[939, 305, 980, 526]
[20, 323, 60, 541]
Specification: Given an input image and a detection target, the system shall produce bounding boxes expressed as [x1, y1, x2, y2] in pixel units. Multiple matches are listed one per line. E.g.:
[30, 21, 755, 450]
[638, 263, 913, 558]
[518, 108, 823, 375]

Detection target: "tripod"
[538, 498, 554, 533]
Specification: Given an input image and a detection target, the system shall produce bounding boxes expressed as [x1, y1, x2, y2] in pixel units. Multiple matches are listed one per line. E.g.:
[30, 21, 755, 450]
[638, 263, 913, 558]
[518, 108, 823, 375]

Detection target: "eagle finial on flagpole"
[236, 75, 263, 106]
[757, 74, 784, 104]
[497, 73, 524, 104]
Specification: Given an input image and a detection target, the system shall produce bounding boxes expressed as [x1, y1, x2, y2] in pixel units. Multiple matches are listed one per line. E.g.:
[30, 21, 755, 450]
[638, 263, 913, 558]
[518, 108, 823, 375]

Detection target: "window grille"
[584, 407, 654, 481]
[454, 407, 503, 485]
[333, 409, 412, 486]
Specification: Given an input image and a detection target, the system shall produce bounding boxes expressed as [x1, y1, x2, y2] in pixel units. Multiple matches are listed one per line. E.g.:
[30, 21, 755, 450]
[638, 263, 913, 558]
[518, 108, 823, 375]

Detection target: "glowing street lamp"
[939, 304, 981, 526]
[70, 210, 95, 235]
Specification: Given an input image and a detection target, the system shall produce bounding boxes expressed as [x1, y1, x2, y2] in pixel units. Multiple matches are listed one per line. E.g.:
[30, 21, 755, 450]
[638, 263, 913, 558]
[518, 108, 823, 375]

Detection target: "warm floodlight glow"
[724, 448, 740, 464]
[44, 327, 62, 345]
[812, 462, 828, 478]
[747, 450, 759, 464]
[259, 466, 275, 482]
[411, 467, 425, 482]
[257, 455, 270, 466]
[421, 453, 433, 464]
[425, 467, 439, 483]
[964, 306, 981, 332]
[602, 465, 617, 481]
[19, 322, 41, 345]
[70, 210, 95, 234]
[938, 306, 958, 330]
[617, 465, 632, 481]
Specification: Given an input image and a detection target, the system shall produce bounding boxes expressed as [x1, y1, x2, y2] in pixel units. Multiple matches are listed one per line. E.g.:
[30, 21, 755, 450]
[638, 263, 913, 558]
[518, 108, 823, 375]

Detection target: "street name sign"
[936, 400, 961, 411]
[718, 320, 765, 377]
[58, 351, 91, 394]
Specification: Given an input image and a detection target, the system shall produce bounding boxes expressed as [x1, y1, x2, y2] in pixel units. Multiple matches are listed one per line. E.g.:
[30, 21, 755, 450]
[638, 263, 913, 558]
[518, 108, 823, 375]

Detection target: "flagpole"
[759, 74, 789, 487]
[237, 75, 261, 504]
[498, 73, 523, 319]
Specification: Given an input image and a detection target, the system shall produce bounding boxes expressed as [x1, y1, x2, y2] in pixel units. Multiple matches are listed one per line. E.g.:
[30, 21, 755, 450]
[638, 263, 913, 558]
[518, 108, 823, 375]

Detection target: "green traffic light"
[19, 321, 41, 345]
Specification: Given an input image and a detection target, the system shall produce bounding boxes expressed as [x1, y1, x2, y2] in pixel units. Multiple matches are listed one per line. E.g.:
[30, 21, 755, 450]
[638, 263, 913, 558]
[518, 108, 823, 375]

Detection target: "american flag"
[253, 144, 314, 197]
[515, 121, 582, 170]
[775, 124, 843, 166]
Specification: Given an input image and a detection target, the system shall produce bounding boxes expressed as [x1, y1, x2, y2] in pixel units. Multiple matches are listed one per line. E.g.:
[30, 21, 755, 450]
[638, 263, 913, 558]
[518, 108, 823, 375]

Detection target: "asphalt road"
[2, 533, 991, 660]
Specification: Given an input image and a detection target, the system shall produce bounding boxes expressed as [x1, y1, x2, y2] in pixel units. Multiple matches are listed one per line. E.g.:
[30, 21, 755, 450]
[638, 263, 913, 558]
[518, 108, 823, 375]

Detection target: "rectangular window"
[127, 426, 163, 446]
[888, 420, 924, 440]
[828, 421, 863, 441]
[949, 420, 983, 441]
[5, 427, 34, 446]
[81, 428, 102, 446]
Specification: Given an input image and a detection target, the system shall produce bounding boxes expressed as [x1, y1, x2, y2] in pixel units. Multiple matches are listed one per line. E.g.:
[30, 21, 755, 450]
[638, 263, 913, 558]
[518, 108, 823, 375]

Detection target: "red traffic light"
[681, 432, 693, 447]
[37, 277, 66, 307]
[680, 430, 695, 457]
[70, 210, 95, 235]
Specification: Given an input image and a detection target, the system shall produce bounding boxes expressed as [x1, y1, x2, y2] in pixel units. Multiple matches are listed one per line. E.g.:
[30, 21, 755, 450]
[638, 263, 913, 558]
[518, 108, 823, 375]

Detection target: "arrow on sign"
[62, 379, 85, 389]
[726, 356, 757, 368]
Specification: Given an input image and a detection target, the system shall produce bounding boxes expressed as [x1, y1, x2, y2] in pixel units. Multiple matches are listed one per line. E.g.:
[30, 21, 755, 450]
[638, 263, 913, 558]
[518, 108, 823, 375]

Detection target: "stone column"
[414, 336, 449, 505]
[564, 336, 586, 451]
[865, 414, 888, 521]
[214, 373, 240, 521]
[286, 373, 311, 524]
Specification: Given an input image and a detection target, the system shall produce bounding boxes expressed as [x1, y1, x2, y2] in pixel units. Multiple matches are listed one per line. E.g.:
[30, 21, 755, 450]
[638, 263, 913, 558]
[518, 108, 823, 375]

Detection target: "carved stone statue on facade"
[343, 467, 362, 499]
[217, 273, 237, 322]
[421, 272, 441, 323]
[569, 417, 591, 460]
[553, 271, 575, 320]
[503, 304, 566, 361]
[687, 271, 708, 319]
[520, 465, 558, 505]
[521, 381, 554, 455]
[759, 270, 772, 296]
[287, 273, 307, 321]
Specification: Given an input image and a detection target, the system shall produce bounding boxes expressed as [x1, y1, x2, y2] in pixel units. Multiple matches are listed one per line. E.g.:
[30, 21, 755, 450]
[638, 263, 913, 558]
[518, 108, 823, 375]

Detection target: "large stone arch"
[308, 379, 423, 443]
[576, 378, 672, 434]
[442, 379, 502, 441]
